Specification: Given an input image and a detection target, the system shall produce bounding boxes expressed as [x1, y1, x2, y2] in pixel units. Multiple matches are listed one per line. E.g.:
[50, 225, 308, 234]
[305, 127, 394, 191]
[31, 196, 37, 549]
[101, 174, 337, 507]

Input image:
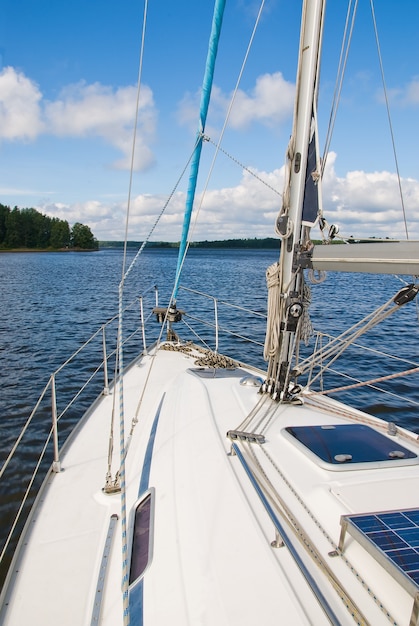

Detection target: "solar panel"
[338, 508, 419, 599]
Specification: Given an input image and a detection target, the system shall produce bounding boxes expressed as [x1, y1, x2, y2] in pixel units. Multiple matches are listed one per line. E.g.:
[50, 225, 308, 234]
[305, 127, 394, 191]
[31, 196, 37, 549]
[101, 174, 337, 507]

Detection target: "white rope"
[104, 350, 120, 490]
[275, 139, 294, 236]
[118, 1, 150, 621]
[313, 365, 419, 411]
[120, 0, 149, 284]
[299, 283, 313, 345]
[255, 440, 397, 624]
[113, 2, 204, 618]
[263, 262, 283, 360]
[316, 365, 419, 396]
[116, 289, 130, 625]
[307, 268, 326, 284]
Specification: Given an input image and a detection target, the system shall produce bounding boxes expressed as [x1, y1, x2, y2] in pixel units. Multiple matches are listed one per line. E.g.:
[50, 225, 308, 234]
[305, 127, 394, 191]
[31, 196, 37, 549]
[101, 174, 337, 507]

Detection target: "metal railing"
[0, 283, 269, 583]
[1, 280, 418, 589]
[177, 285, 267, 361]
[0, 286, 159, 578]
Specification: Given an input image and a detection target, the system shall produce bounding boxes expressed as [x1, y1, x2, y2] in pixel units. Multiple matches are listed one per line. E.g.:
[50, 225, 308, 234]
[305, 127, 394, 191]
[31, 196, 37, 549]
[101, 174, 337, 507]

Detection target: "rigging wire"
[369, 0, 409, 240]
[121, 2, 149, 285]
[125, 0, 272, 436]
[322, 0, 358, 174]
[104, 148, 199, 483]
[118, 2, 149, 623]
[122, 137, 200, 286]
[204, 135, 282, 197]
[297, 285, 419, 390]
[322, 0, 409, 240]
[172, 0, 267, 294]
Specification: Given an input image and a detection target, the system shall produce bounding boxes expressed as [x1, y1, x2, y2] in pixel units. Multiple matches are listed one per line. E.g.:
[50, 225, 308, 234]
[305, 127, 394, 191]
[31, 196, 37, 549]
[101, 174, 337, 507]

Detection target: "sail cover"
[302, 117, 319, 227]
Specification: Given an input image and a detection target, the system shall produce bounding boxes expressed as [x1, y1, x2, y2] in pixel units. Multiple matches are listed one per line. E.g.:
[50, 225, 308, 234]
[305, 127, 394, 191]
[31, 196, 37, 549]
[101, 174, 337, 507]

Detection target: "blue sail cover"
[302, 123, 319, 226]
[173, 0, 226, 299]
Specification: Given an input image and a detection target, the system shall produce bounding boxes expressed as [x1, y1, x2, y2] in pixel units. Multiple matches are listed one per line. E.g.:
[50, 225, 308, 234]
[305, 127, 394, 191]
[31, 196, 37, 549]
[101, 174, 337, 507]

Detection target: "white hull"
[2, 343, 419, 625]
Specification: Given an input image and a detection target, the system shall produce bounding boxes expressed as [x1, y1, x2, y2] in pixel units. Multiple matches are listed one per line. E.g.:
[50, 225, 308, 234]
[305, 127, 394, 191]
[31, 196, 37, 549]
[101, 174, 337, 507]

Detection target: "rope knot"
[266, 262, 282, 289]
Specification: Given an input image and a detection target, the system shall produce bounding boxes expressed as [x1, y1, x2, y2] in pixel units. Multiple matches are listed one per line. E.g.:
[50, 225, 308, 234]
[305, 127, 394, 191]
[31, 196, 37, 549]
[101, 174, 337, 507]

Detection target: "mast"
[265, 0, 326, 401]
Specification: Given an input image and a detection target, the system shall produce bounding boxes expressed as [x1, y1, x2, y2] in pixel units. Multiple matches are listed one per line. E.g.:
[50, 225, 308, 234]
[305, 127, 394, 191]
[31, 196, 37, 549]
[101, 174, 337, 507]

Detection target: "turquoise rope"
[173, 0, 226, 299]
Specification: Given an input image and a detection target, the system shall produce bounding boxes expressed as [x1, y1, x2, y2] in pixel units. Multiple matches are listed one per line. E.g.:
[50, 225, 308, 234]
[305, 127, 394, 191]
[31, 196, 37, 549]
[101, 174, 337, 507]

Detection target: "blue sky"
[1, 0, 419, 241]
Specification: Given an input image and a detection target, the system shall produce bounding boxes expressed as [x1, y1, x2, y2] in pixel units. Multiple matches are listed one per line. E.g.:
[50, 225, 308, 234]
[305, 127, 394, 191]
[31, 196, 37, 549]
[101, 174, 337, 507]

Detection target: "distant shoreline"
[99, 237, 281, 250]
[0, 237, 380, 253]
[0, 238, 280, 252]
[0, 247, 98, 253]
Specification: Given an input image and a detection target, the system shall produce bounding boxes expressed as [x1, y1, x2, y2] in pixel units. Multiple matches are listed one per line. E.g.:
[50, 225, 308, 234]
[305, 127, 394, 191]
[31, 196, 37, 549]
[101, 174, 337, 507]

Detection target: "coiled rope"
[264, 262, 283, 360]
[160, 341, 237, 368]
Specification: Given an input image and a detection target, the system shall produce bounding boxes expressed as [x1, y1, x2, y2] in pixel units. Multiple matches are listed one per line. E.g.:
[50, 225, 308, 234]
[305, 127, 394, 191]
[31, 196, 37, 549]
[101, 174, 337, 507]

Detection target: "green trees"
[70, 222, 98, 250]
[0, 204, 98, 250]
[4, 207, 23, 248]
[51, 218, 71, 249]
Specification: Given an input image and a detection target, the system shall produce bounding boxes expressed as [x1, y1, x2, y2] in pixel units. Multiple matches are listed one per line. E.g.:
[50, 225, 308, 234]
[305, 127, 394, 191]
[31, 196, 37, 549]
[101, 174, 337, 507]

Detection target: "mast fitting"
[293, 244, 313, 271]
[393, 284, 419, 306]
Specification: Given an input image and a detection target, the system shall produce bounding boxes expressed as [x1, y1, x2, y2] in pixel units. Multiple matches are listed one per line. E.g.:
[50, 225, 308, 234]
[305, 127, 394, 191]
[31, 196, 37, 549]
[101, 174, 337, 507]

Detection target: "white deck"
[2, 344, 419, 625]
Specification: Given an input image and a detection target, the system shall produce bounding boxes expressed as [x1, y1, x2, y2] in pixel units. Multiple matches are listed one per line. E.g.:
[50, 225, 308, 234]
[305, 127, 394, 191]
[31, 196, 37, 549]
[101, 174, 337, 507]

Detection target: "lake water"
[1, 248, 419, 582]
[1, 246, 419, 438]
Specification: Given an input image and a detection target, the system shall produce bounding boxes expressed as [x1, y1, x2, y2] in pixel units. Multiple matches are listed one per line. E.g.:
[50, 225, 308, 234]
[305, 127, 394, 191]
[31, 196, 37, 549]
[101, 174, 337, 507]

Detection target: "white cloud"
[381, 75, 419, 107]
[403, 76, 419, 105]
[45, 81, 157, 170]
[4, 87, 417, 243]
[35, 153, 419, 242]
[43, 200, 117, 225]
[178, 72, 294, 132]
[322, 153, 419, 238]
[0, 67, 157, 169]
[35, 166, 283, 241]
[227, 73, 295, 129]
[0, 67, 44, 139]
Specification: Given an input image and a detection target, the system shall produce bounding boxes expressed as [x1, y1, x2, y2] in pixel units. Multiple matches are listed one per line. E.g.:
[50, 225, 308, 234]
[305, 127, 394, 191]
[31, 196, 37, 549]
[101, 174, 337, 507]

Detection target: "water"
[1, 248, 419, 583]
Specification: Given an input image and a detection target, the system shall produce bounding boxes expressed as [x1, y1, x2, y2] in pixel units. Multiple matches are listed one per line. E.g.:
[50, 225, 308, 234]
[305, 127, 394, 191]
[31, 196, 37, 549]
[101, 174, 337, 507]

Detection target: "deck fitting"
[271, 530, 284, 548]
[227, 430, 265, 444]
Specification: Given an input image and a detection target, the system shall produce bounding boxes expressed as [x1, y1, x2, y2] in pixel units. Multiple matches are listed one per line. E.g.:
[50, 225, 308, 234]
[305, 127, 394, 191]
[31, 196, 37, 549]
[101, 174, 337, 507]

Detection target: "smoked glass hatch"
[285, 424, 417, 465]
[129, 492, 153, 585]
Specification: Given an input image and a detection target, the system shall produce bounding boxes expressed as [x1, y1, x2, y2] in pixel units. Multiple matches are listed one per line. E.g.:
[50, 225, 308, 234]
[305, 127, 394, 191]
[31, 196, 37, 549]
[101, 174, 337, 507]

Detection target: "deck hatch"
[129, 490, 154, 585]
[285, 424, 416, 465]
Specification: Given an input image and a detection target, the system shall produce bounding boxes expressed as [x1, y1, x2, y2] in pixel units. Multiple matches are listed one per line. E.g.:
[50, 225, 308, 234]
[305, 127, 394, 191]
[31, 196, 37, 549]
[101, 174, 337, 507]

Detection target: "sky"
[1, 0, 419, 242]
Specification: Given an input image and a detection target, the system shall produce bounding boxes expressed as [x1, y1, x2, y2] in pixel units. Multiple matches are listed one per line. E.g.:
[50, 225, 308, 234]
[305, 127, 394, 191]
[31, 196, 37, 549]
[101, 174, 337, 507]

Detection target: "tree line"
[99, 237, 282, 249]
[0, 204, 98, 250]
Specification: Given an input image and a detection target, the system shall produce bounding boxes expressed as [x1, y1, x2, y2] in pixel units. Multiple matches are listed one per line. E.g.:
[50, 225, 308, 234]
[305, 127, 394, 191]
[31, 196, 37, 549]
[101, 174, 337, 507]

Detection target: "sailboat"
[2, 0, 419, 624]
